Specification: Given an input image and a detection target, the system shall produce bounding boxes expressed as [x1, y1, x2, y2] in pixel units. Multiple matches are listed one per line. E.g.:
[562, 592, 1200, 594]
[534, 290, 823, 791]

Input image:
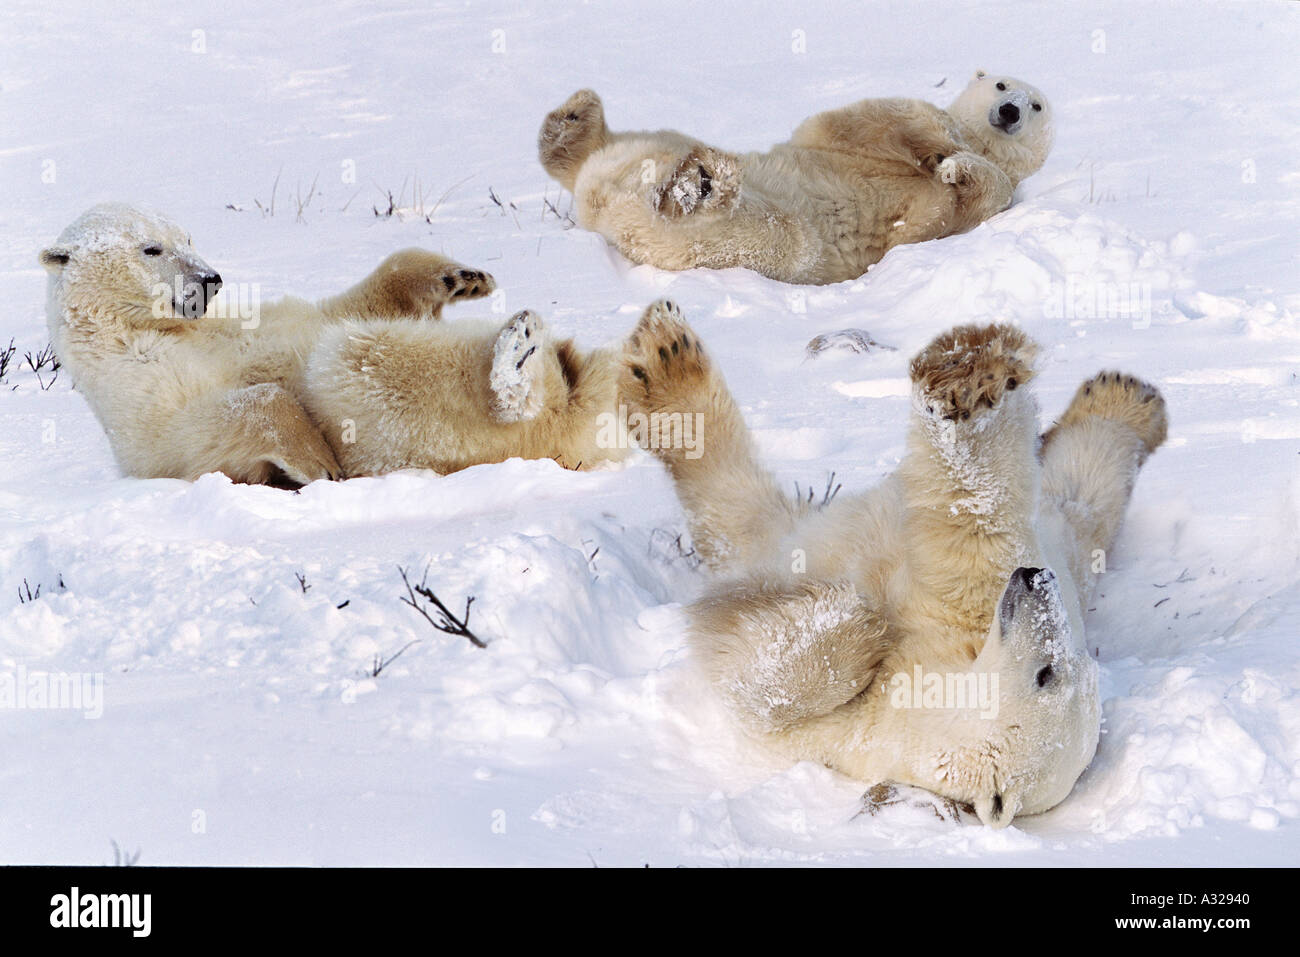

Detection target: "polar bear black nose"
[998, 102, 1020, 124]
[181, 272, 223, 318]
[201, 272, 223, 305]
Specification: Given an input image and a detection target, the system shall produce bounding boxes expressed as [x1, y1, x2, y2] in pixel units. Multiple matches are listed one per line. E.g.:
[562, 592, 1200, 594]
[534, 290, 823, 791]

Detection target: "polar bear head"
[946, 566, 1100, 827]
[947, 71, 1054, 186]
[40, 203, 223, 331]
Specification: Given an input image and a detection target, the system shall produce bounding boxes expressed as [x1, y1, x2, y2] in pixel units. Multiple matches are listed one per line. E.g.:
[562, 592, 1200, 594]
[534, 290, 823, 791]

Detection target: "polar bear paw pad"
[441, 266, 495, 302]
[490, 310, 545, 422]
[653, 148, 741, 217]
[910, 322, 1038, 422]
[539, 89, 607, 178]
[622, 300, 710, 403]
[1045, 371, 1168, 458]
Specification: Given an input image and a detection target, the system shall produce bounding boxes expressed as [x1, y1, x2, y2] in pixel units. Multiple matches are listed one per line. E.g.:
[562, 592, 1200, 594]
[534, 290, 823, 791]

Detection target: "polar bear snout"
[176, 270, 223, 319]
[998, 565, 1057, 627]
[987, 90, 1029, 135]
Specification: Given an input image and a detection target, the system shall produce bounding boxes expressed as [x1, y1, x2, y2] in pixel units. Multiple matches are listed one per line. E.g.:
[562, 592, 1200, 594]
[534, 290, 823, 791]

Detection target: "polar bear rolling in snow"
[617, 301, 1167, 826]
[539, 71, 1053, 284]
[41, 204, 626, 484]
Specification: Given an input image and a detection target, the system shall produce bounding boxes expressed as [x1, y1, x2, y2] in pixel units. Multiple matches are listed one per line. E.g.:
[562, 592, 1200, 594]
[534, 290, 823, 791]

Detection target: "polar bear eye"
[1036, 665, 1054, 688]
[142, 245, 163, 256]
[995, 82, 1007, 91]
[1031, 103, 1042, 112]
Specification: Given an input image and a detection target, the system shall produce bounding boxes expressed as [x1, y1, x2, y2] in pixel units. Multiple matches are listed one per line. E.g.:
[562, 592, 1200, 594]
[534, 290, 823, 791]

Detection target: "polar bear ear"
[974, 69, 987, 80]
[39, 246, 71, 272]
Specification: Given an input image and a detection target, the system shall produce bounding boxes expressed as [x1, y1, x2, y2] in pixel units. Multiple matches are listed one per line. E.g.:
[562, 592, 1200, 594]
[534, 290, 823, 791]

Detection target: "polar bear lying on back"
[539, 71, 1054, 284]
[614, 302, 1167, 826]
[41, 204, 626, 485]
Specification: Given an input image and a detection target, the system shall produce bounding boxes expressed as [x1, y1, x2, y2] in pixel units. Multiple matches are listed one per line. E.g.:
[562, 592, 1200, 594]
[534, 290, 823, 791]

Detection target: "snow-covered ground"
[1, 0, 1297, 865]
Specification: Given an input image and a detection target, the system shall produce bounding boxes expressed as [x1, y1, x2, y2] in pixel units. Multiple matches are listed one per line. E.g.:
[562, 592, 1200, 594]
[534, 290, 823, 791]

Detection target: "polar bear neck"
[47, 287, 200, 414]
[53, 279, 193, 342]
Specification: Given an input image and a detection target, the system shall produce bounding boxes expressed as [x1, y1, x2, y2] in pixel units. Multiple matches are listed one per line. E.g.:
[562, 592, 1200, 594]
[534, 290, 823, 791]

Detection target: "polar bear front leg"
[690, 578, 891, 733]
[176, 383, 342, 486]
[319, 249, 495, 321]
[857, 782, 976, 824]
[488, 310, 546, 423]
[899, 323, 1042, 620]
[790, 98, 966, 172]
[538, 89, 611, 192]
[619, 299, 796, 569]
[936, 151, 1014, 230]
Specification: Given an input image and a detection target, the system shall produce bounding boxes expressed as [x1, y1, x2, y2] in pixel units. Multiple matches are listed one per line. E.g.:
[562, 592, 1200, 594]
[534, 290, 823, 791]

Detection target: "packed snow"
[1, 0, 1297, 865]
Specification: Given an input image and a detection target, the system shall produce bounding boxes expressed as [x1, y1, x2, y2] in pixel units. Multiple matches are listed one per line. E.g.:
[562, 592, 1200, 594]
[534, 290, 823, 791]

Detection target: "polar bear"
[617, 301, 1167, 826]
[42, 204, 632, 484]
[539, 71, 1054, 285]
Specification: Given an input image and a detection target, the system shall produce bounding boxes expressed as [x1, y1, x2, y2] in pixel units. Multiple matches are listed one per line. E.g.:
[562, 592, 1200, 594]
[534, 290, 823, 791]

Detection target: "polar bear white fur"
[41, 203, 624, 484]
[539, 71, 1054, 284]
[301, 309, 627, 476]
[618, 302, 1167, 827]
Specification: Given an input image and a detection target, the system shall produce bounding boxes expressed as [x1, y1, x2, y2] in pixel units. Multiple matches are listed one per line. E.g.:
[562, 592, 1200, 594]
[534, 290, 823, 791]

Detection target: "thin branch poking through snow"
[24, 343, 60, 390]
[370, 639, 421, 677]
[294, 172, 319, 223]
[0, 339, 16, 382]
[793, 471, 842, 509]
[398, 565, 486, 648]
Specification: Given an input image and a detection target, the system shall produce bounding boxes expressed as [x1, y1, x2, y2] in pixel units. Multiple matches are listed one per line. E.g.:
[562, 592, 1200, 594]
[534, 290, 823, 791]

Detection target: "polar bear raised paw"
[440, 266, 495, 303]
[909, 322, 1037, 422]
[653, 147, 741, 218]
[489, 310, 546, 423]
[538, 89, 610, 189]
[1042, 371, 1168, 461]
[402, 253, 494, 315]
[621, 300, 711, 407]
[321, 249, 495, 321]
[936, 152, 981, 186]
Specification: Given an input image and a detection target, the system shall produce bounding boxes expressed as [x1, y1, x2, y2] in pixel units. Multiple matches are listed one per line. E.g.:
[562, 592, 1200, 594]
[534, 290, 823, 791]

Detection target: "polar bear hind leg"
[652, 145, 742, 217]
[1039, 372, 1168, 595]
[587, 162, 813, 280]
[619, 300, 797, 569]
[489, 310, 547, 423]
[552, 94, 816, 281]
[538, 89, 611, 192]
